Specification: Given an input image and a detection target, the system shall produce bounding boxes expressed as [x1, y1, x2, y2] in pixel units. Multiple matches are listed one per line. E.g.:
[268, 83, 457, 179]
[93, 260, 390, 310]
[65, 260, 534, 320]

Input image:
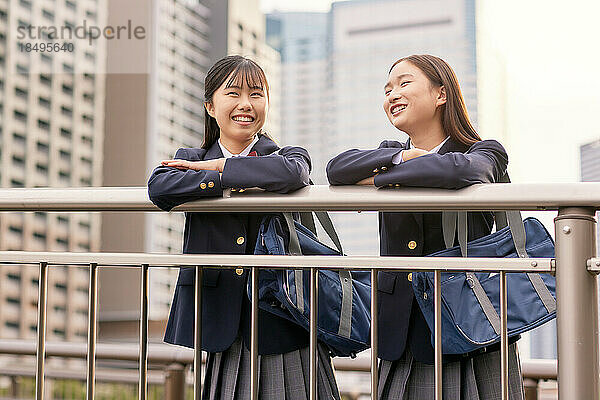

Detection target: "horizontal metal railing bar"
[0, 339, 557, 379]
[0, 340, 200, 364]
[0, 251, 553, 271]
[0, 184, 599, 212]
[0, 366, 166, 385]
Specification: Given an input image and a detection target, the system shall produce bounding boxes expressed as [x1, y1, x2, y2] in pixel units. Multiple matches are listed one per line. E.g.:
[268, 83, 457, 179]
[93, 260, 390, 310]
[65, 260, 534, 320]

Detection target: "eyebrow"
[384, 73, 415, 90]
[224, 84, 264, 91]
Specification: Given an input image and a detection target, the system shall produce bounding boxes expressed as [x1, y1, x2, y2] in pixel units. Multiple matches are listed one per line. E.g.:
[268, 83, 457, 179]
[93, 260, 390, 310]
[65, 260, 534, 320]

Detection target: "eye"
[226, 91, 239, 96]
[251, 92, 264, 97]
[384, 89, 391, 96]
[400, 81, 411, 87]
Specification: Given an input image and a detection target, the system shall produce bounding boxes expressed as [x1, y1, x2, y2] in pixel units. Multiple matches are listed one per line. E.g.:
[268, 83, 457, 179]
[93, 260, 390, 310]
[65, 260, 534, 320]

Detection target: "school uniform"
[327, 137, 524, 400]
[148, 133, 340, 400]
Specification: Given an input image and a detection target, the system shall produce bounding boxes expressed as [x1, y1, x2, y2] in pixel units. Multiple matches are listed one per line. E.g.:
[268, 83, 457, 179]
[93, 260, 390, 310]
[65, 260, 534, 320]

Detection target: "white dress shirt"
[218, 134, 260, 159]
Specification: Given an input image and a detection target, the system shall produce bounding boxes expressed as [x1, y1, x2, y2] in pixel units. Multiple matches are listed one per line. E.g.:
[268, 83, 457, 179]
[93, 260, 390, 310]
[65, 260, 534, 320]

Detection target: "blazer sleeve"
[326, 140, 404, 185]
[220, 146, 311, 193]
[373, 139, 508, 189]
[147, 148, 223, 211]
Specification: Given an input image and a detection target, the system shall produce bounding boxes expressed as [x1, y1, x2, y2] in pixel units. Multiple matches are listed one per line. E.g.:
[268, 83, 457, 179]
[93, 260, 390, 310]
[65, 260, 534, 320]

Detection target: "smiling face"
[383, 60, 446, 134]
[205, 70, 268, 144]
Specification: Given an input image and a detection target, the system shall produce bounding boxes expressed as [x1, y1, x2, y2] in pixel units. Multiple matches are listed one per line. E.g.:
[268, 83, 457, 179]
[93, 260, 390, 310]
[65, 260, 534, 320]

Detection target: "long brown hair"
[202, 55, 270, 149]
[390, 54, 481, 146]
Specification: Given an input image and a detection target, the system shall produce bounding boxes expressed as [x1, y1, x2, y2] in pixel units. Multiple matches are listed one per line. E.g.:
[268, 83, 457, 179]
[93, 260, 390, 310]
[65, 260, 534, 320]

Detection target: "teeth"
[392, 105, 407, 114]
[233, 116, 253, 122]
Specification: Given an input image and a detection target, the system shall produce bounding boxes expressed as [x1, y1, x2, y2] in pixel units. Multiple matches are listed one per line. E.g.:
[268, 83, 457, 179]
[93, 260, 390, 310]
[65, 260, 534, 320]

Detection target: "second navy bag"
[251, 212, 371, 357]
[412, 213, 556, 355]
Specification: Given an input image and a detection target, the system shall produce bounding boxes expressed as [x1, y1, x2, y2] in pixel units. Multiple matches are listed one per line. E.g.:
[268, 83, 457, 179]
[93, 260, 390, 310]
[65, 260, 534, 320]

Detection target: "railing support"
[554, 207, 598, 399]
[139, 264, 149, 400]
[87, 263, 98, 399]
[523, 378, 538, 400]
[36, 261, 48, 400]
[165, 363, 186, 400]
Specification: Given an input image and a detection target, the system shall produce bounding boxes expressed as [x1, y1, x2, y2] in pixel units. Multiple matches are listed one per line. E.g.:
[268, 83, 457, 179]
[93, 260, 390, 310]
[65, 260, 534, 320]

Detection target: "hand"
[161, 158, 226, 172]
[357, 176, 375, 185]
[402, 148, 430, 162]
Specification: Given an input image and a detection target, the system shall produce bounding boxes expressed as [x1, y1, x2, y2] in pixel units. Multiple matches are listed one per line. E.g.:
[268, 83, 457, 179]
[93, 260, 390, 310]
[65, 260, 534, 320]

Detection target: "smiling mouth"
[232, 115, 255, 123]
[390, 104, 407, 115]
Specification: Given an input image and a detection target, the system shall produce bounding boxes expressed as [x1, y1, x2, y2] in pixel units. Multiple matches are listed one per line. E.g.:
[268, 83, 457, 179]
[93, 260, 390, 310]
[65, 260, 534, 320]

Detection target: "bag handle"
[442, 173, 528, 258]
[282, 212, 354, 339]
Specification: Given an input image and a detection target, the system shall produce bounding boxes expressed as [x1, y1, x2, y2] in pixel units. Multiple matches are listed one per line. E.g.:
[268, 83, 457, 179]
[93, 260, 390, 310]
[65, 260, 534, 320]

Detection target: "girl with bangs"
[149, 55, 340, 400]
[327, 55, 524, 399]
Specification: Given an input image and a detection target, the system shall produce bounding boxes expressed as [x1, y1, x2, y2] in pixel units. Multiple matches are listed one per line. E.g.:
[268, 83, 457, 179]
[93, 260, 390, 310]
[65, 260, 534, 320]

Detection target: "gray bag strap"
[466, 272, 501, 335]
[282, 212, 353, 338]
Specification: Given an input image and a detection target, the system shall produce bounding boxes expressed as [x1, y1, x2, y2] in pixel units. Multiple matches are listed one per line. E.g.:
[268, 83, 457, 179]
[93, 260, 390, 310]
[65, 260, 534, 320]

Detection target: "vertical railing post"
[523, 378, 539, 400]
[371, 269, 378, 400]
[251, 267, 259, 400]
[499, 271, 509, 400]
[554, 207, 598, 399]
[194, 266, 203, 400]
[309, 267, 318, 400]
[434, 270, 442, 400]
[36, 261, 48, 400]
[165, 363, 186, 400]
[139, 264, 149, 400]
[87, 263, 98, 399]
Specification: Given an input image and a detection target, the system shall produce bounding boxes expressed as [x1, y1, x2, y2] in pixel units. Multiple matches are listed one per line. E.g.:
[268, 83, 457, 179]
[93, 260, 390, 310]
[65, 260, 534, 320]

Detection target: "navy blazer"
[148, 134, 312, 355]
[327, 138, 508, 363]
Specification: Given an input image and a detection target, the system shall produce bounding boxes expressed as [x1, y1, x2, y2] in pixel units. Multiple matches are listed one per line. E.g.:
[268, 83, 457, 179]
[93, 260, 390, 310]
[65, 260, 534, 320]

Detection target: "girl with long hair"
[149, 55, 340, 400]
[327, 54, 523, 399]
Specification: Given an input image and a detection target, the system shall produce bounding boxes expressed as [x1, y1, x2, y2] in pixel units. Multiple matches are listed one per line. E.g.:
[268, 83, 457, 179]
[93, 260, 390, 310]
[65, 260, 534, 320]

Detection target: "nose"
[389, 88, 402, 103]
[237, 94, 252, 111]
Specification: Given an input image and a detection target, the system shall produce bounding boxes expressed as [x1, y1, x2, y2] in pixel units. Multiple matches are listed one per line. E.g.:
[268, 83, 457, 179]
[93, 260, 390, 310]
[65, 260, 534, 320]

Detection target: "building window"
[65, 0, 76, 10]
[39, 96, 51, 109]
[10, 179, 24, 188]
[60, 106, 73, 117]
[37, 141, 49, 153]
[60, 128, 72, 138]
[13, 132, 26, 144]
[33, 232, 46, 241]
[14, 110, 27, 122]
[40, 74, 52, 86]
[9, 226, 23, 235]
[59, 150, 71, 160]
[82, 114, 94, 126]
[42, 9, 54, 21]
[38, 119, 50, 131]
[40, 53, 52, 64]
[12, 155, 25, 166]
[15, 87, 28, 99]
[62, 83, 73, 95]
[36, 163, 48, 174]
[63, 62, 73, 73]
[59, 171, 70, 180]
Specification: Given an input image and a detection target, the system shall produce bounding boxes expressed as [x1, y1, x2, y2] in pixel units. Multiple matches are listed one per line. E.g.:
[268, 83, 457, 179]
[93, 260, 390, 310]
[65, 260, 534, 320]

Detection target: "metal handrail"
[0, 183, 599, 211]
[0, 185, 598, 400]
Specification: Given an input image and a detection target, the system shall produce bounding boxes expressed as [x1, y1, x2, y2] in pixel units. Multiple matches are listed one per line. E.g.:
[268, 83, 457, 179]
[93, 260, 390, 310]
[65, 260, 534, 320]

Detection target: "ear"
[205, 102, 215, 118]
[436, 86, 447, 107]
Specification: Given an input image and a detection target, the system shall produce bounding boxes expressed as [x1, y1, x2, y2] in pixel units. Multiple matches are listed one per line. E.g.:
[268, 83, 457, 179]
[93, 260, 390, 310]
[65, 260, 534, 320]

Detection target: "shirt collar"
[408, 136, 450, 153]
[218, 135, 260, 159]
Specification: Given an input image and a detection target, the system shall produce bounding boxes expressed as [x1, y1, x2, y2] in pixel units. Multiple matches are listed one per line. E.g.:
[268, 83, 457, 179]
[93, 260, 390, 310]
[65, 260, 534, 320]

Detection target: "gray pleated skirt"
[202, 337, 341, 400]
[378, 343, 524, 400]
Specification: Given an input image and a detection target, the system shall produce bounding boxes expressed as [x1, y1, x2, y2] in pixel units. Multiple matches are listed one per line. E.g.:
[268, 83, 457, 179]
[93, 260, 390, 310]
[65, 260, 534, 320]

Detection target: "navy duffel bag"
[412, 212, 556, 355]
[251, 212, 371, 357]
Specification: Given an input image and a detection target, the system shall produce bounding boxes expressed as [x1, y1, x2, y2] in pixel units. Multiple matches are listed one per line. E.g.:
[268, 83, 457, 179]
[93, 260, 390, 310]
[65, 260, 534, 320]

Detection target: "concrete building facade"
[0, 0, 107, 343]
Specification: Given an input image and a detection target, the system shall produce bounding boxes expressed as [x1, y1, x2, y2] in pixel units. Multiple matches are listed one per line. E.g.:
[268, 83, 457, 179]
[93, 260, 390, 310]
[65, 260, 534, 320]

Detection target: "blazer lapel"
[204, 141, 225, 160]
[251, 133, 280, 156]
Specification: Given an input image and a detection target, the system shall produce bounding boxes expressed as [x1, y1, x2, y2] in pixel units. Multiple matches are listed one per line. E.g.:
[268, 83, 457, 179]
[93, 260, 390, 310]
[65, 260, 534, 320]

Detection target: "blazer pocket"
[177, 267, 220, 287]
[377, 271, 397, 294]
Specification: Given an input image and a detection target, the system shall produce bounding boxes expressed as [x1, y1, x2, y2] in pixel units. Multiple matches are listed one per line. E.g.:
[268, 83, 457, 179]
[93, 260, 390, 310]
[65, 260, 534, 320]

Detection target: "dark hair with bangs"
[390, 54, 482, 146]
[202, 55, 270, 149]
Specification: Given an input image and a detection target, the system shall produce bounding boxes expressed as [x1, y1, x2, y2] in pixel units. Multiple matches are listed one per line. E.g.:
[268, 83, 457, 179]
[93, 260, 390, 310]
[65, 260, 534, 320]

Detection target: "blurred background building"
[0, 0, 106, 344]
